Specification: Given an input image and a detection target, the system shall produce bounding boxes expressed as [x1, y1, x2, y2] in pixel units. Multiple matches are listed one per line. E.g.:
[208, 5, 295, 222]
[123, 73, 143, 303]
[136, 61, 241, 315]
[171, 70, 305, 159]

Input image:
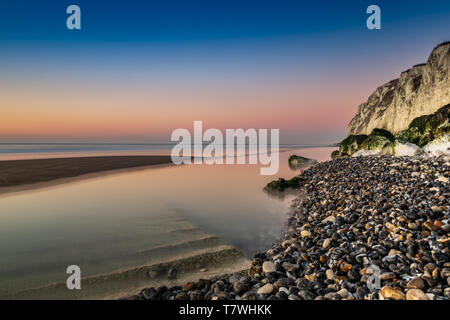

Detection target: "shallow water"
[0, 147, 333, 298]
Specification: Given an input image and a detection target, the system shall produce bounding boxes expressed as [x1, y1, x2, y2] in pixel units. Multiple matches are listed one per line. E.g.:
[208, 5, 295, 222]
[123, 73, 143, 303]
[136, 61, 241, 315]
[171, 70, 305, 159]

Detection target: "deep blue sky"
[1, 1, 449, 43]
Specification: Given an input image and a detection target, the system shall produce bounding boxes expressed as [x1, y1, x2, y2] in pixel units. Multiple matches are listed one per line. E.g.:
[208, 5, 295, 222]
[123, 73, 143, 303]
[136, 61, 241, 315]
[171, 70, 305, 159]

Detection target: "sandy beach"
[0, 155, 173, 193]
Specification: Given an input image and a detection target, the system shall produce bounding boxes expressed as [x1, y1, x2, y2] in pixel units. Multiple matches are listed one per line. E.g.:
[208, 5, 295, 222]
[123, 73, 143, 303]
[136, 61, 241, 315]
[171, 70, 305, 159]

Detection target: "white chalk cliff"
[348, 42, 450, 135]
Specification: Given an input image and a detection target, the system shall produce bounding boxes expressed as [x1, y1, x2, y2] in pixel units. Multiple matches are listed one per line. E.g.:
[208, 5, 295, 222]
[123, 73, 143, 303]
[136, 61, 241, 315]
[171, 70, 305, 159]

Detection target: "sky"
[0, 0, 449, 144]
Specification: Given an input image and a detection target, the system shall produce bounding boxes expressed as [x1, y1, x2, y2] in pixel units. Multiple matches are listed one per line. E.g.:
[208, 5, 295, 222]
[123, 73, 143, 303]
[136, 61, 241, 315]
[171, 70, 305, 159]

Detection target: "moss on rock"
[338, 130, 394, 157]
[335, 104, 449, 158]
[288, 155, 317, 169]
[396, 104, 450, 147]
[339, 134, 368, 156]
[330, 150, 340, 159]
[370, 128, 395, 142]
[264, 176, 302, 192]
[360, 135, 394, 153]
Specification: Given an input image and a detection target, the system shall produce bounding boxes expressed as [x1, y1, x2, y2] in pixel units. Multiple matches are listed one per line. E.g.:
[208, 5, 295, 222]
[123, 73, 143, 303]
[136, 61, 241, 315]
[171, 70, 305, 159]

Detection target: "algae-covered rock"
[265, 156, 312, 195]
[264, 176, 302, 192]
[341, 104, 450, 157]
[396, 104, 450, 147]
[370, 128, 395, 142]
[339, 134, 368, 156]
[338, 129, 395, 157]
[360, 134, 393, 152]
[330, 150, 340, 159]
[288, 155, 317, 169]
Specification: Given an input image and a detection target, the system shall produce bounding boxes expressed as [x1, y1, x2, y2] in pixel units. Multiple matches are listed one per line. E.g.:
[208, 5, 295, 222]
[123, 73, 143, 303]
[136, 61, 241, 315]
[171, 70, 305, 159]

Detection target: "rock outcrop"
[396, 104, 450, 147]
[348, 42, 450, 135]
[265, 155, 318, 193]
[335, 104, 450, 157]
[264, 176, 302, 192]
[288, 155, 317, 170]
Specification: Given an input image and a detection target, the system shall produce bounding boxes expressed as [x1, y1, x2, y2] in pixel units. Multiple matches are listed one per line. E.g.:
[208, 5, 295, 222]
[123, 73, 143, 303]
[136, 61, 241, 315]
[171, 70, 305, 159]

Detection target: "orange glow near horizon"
[0, 77, 368, 141]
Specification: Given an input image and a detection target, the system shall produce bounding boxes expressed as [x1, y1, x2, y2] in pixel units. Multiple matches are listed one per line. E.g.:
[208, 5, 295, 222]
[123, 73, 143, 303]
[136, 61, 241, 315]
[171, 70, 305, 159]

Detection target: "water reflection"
[0, 147, 333, 298]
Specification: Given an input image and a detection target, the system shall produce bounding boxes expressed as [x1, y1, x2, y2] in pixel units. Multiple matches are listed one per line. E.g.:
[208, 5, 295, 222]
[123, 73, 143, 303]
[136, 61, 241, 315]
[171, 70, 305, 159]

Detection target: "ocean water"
[0, 145, 334, 299]
[0, 143, 327, 160]
[0, 143, 174, 160]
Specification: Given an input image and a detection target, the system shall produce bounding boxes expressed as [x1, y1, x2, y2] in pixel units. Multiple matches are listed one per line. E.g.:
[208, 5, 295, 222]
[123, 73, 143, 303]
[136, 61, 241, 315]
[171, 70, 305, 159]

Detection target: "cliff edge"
[348, 42, 450, 135]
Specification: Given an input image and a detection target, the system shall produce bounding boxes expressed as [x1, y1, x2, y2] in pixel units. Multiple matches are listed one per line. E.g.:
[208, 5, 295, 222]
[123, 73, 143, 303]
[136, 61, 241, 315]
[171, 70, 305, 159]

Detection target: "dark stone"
[297, 290, 316, 300]
[356, 286, 368, 300]
[168, 267, 177, 279]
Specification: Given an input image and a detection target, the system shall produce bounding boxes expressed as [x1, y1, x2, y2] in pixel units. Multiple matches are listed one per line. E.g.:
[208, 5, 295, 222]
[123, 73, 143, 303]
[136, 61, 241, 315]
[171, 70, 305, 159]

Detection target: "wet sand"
[0, 155, 173, 194]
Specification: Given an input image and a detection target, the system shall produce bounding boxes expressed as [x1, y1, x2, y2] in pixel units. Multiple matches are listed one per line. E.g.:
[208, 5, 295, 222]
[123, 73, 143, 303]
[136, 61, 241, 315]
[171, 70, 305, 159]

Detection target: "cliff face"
[348, 42, 450, 135]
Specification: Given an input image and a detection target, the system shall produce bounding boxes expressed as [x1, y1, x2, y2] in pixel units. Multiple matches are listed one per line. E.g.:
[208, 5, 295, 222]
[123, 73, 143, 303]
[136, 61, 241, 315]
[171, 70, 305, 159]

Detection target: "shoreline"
[0, 148, 307, 195]
[130, 154, 449, 300]
[0, 148, 317, 299]
[0, 155, 173, 195]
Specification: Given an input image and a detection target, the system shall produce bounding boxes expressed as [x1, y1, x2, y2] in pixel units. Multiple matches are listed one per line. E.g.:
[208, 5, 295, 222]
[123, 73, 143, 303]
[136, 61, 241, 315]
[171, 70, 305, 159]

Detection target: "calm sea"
[0, 144, 334, 298]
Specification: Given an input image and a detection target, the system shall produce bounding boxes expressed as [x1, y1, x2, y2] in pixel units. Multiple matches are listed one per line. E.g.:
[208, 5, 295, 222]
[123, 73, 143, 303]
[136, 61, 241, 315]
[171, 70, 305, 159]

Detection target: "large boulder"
[330, 150, 341, 159]
[394, 142, 423, 156]
[422, 134, 450, 155]
[360, 134, 393, 153]
[336, 104, 450, 158]
[396, 104, 450, 147]
[370, 128, 396, 142]
[339, 128, 395, 157]
[339, 134, 368, 156]
[264, 176, 302, 192]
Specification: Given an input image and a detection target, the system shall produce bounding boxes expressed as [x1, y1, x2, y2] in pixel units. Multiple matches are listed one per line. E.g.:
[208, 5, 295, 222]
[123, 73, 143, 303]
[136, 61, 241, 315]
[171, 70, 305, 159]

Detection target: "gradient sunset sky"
[1, 0, 449, 144]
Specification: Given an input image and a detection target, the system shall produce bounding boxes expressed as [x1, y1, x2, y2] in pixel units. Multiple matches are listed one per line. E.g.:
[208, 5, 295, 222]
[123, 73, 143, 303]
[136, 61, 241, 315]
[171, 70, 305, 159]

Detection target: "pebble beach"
[130, 154, 450, 300]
